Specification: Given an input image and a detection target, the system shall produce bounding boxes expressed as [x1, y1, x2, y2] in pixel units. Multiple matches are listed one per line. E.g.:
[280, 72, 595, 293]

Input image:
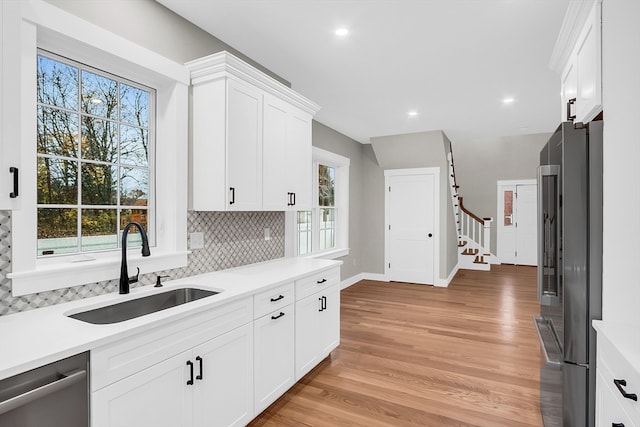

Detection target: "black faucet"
[119, 222, 151, 294]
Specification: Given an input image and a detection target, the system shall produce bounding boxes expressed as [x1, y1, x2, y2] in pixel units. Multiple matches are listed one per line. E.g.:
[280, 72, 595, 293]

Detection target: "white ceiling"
[158, 0, 569, 144]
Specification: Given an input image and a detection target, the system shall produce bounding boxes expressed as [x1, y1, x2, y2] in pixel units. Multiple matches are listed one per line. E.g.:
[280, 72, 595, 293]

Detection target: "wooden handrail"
[448, 142, 458, 189]
[458, 197, 484, 225]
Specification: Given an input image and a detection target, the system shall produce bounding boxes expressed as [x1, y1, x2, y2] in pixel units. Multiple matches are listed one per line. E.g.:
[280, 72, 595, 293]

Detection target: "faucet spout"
[119, 222, 151, 294]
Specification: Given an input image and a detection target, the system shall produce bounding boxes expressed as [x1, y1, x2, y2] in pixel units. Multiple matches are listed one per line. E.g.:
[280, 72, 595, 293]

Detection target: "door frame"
[384, 167, 440, 284]
[496, 179, 536, 264]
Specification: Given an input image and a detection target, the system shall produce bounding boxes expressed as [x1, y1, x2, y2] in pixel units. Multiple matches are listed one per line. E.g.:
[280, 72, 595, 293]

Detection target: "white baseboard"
[435, 264, 459, 287]
[340, 272, 388, 289]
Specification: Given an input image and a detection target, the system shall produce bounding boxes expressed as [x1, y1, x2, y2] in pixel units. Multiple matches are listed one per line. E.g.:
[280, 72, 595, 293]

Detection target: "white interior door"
[386, 170, 436, 285]
[515, 184, 537, 265]
[497, 180, 537, 265]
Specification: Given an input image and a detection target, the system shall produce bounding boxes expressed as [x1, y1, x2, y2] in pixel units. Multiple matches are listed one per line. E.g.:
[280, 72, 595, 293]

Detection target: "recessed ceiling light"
[335, 28, 349, 36]
[502, 97, 515, 104]
[408, 110, 418, 117]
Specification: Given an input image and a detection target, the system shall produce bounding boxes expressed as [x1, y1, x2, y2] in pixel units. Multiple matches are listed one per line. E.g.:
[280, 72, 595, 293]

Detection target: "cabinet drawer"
[599, 334, 640, 423]
[598, 371, 637, 427]
[91, 297, 253, 391]
[254, 282, 294, 319]
[295, 267, 340, 301]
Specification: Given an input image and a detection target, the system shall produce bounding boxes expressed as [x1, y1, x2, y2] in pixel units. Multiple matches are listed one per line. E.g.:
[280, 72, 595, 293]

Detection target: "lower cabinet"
[92, 323, 254, 427]
[254, 304, 295, 414]
[295, 284, 340, 380]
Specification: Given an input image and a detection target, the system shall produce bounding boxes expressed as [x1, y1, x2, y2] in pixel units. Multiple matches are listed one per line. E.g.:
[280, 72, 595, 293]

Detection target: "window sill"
[8, 251, 189, 297]
[302, 247, 350, 261]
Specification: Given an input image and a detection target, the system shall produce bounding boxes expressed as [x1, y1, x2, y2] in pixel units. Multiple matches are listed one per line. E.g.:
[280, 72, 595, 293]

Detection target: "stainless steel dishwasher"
[0, 352, 89, 427]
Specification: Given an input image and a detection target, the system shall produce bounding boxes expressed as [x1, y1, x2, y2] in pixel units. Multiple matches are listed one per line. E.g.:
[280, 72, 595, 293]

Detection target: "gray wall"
[43, 0, 290, 86]
[369, 131, 458, 282]
[453, 132, 550, 254]
[361, 145, 386, 274]
[311, 122, 364, 280]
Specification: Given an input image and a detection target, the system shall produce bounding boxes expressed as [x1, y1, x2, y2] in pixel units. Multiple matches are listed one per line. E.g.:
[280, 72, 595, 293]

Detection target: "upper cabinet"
[187, 52, 319, 212]
[552, 0, 602, 123]
[0, 1, 22, 211]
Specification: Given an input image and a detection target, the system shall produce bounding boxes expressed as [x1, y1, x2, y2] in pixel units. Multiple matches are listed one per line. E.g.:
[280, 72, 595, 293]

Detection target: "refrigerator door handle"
[537, 164, 561, 306]
[534, 316, 563, 366]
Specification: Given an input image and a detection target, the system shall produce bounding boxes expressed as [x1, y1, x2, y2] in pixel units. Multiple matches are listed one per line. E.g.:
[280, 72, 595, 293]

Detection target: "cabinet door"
[575, 1, 602, 123]
[92, 351, 193, 427]
[226, 80, 263, 211]
[193, 323, 254, 427]
[295, 291, 323, 380]
[254, 305, 295, 414]
[0, 1, 21, 210]
[262, 94, 289, 210]
[286, 109, 312, 210]
[561, 60, 578, 122]
[318, 285, 341, 356]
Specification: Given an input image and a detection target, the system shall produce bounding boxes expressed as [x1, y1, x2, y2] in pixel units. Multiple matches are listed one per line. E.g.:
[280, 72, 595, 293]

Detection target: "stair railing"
[458, 196, 492, 259]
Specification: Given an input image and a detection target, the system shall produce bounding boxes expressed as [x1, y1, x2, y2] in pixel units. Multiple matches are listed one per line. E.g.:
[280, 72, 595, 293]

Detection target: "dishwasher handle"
[0, 369, 86, 416]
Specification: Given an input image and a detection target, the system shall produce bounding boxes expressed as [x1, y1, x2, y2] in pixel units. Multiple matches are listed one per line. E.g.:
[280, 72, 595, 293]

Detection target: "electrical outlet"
[264, 228, 271, 241]
[189, 232, 204, 249]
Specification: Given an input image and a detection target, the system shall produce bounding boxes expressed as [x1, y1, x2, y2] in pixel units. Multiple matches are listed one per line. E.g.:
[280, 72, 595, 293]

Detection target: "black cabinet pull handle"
[612, 423, 625, 427]
[317, 278, 327, 284]
[195, 356, 203, 380]
[614, 379, 637, 401]
[270, 294, 284, 302]
[322, 295, 327, 310]
[271, 312, 285, 320]
[567, 97, 576, 122]
[229, 187, 235, 205]
[292, 192, 296, 206]
[186, 360, 194, 385]
[287, 192, 293, 206]
[318, 297, 324, 312]
[9, 167, 18, 198]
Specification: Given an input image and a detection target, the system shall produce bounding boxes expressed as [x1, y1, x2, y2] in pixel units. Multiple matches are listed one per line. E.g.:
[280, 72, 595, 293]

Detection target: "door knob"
[428, 233, 433, 238]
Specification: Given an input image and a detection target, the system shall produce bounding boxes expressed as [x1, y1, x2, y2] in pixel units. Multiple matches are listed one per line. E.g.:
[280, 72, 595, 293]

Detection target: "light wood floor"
[249, 265, 543, 427]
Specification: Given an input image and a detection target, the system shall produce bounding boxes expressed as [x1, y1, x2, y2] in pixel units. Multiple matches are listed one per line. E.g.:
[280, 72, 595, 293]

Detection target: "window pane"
[37, 157, 78, 204]
[81, 70, 117, 119]
[120, 167, 149, 206]
[81, 117, 118, 162]
[120, 83, 149, 127]
[319, 208, 336, 250]
[81, 209, 117, 251]
[504, 190, 513, 226]
[37, 208, 78, 255]
[319, 165, 335, 207]
[120, 125, 148, 166]
[81, 163, 117, 205]
[297, 210, 312, 255]
[37, 106, 79, 157]
[120, 209, 149, 247]
[37, 55, 78, 110]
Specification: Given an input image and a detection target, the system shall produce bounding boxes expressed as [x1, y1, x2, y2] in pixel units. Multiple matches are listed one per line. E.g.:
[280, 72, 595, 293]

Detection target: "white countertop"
[593, 319, 640, 374]
[0, 257, 341, 381]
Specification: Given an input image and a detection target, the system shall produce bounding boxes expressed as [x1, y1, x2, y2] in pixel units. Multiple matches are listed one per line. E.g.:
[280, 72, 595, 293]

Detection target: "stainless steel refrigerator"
[535, 121, 603, 427]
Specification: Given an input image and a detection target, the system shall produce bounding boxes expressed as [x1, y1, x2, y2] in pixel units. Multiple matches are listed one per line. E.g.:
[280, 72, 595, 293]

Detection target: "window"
[292, 147, 349, 258]
[36, 51, 154, 256]
[7, 1, 189, 296]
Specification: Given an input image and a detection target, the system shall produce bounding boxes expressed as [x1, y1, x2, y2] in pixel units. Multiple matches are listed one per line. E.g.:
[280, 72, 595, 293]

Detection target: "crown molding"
[185, 51, 321, 116]
[549, 0, 599, 73]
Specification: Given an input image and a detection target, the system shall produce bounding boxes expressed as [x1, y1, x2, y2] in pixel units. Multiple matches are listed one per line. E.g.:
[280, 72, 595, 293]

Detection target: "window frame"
[7, 1, 190, 296]
[36, 49, 157, 257]
[287, 146, 349, 260]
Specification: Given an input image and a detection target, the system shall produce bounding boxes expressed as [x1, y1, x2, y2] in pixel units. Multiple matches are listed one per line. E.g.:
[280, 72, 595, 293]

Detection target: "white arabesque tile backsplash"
[0, 210, 285, 315]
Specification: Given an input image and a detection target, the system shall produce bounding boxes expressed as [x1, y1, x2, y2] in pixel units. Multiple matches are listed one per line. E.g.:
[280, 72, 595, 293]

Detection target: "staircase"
[447, 145, 493, 271]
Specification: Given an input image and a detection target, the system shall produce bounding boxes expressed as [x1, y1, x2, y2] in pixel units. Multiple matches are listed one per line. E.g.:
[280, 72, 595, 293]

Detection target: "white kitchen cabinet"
[0, 0, 22, 210]
[254, 305, 295, 414]
[556, 0, 602, 123]
[91, 297, 254, 427]
[187, 51, 319, 212]
[190, 74, 263, 211]
[192, 323, 254, 427]
[295, 283, 340, 380]
[93, 324, 253, 427]
[262, 95, 312, 211]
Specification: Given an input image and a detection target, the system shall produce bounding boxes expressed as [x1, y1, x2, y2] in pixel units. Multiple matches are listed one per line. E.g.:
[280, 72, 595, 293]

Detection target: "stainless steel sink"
[68, 288, 220, 324]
